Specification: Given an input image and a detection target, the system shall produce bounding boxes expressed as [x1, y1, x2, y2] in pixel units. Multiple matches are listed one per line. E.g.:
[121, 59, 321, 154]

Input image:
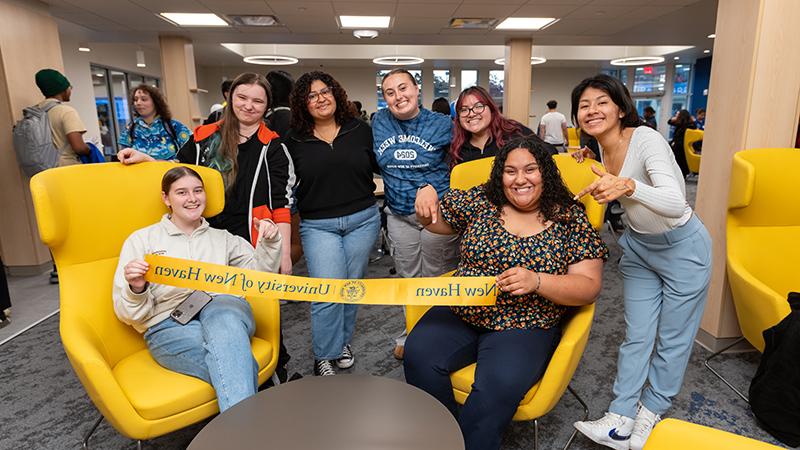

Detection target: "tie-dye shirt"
[118, 116, 191, 160]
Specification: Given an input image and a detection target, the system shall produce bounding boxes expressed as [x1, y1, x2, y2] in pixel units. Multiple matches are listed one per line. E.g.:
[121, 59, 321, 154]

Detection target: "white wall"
[530, 67, 599, 130]
[59, 31, 161, 146]
[198, 65, 599, 130]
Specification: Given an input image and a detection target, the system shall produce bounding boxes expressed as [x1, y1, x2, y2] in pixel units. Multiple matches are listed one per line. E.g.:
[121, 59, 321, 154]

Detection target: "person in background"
[203, 80, 233, 125]
[431, 97, 451, 116]
[34, 69, 89, 166]
[353, 100, 369, 123]
[538, 99, 569, 152]
[118, 84, 191, 161]
[372, 69, 460, 360]
[571, 74, 711, 450]
[694, 108, 706, 130]
[114, 166, 282, 412]
[286, 71, 379, 376]
[642, 106, 658, 130]
[405, 136, 607, 450]
[449, 86, 543, 166]
[264, 70, 294, 138]
[667, 109, 697, 177]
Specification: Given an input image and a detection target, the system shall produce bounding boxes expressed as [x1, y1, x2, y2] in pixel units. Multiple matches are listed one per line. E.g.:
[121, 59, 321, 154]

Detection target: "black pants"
[404, 307, 560, 450]
[0, 257, 11, 320]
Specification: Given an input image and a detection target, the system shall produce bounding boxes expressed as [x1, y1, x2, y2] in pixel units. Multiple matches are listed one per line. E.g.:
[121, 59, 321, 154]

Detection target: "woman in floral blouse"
[404, 135, 608, 450]
[118, 84, 191, 160]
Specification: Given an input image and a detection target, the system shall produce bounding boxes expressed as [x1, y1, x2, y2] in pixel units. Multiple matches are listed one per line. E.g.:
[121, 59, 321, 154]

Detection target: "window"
[460, 70, 477, 91]
[433, 70, 450, 102]
[632, 65, 666, 94]
[672, 64, 692, 115]
[91, 64, 160, 155]
[489, 70, 504, 106]
[601, 68, 628, 87]
[376, 69, 422, 109]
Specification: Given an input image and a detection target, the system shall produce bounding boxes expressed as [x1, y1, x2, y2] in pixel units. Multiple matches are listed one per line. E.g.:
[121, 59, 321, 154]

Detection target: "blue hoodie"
[372, 108, 452, 216]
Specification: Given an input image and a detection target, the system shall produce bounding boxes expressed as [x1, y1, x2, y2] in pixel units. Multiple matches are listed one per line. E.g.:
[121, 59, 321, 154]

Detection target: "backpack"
[749, 292, 800, 447]
[12, 101, 60, 177]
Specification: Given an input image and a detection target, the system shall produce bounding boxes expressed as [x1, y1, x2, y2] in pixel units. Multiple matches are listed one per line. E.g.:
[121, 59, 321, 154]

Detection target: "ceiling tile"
[280, 14, 341, 33]
[460, 0, 526, 4]
[564, 5, 632, 20]
[620, 5, 684, 22]
[331, 2, 396, 15]
[511, 4, 581, 17]
[452, 4, 522, 19]
[205, 1, 276, 15]
[267, 2, 334, 16]
[394, 3, 458, 17]
[391, 17, 450, 34]
[131, 0, 210, 12]
[589, 0, 696, 5]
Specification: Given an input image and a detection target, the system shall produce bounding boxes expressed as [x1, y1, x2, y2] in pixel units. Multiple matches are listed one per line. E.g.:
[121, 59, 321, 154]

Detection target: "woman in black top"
[668, 109, 697, 177]
[285, 71, 380, 377]
[449, 86, 551, 166]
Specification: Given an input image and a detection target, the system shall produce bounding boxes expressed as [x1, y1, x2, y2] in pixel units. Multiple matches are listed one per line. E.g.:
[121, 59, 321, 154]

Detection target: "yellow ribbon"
[144, 254, 497, 306]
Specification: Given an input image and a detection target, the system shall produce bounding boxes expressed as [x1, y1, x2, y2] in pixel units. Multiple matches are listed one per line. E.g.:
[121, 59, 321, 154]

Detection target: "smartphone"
[170, 291, 213, 325]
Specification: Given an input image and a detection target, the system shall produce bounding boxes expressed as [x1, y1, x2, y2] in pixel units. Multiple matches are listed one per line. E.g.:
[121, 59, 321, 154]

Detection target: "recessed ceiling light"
[372, 56, 424, 66]
[353, 29, 379, 39]
[339, 16, 391, 29]
[673, 56, 680, 60]
[707, 33, 716, 38]
[159, 13, 228, 27]
[228, 15, 280, 27]
[495, 17, 558, 30]
[703, 49, 711, 54]
[610, 56, 665, 66]
[494, 57, 547, 65]
[78, 47, 91, 52]
[243, 55, 299, 65]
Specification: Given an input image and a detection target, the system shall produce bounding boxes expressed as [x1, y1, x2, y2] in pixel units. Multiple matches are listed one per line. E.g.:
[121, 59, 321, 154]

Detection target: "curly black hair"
[289, 71, 356, 137]
[484, 135, 579, 223]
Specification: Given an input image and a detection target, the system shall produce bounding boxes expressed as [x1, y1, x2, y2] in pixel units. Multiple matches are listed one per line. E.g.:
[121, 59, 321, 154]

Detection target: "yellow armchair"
[705, 148, 799, 401]
[568, 127, 581, 148]
[407, 154, 606, 448]
[644, 418, 783, 450]
[684, 129, 703, 174]
[29, 162, 281, 448]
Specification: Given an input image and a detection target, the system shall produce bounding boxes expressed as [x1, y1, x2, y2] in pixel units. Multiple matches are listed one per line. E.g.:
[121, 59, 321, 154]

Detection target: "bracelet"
[533, 272, 541, 294]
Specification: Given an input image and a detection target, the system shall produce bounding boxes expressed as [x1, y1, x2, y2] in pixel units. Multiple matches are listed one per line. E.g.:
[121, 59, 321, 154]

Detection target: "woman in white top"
[569, 74, 712, 450]
[113, 166, 282, 412]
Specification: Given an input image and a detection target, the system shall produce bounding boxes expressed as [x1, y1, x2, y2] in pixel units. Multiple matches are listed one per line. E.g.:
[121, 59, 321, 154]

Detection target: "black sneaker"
[49, 270, 59, 285]
[313, 359, 336, 376]
[336, 344, 354, 369]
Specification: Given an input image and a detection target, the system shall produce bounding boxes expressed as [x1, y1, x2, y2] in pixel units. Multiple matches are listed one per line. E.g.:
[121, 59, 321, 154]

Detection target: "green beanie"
[35, 69, 71, 97]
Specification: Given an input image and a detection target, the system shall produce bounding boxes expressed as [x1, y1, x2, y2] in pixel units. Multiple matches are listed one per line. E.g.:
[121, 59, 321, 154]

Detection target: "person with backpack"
[28, 69, 89, 168]
[118, 84, 191, 161]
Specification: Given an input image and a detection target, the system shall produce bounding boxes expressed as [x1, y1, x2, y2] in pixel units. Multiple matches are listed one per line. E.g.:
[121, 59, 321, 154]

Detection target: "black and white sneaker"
[313, 359, 336, 376]
[336, 344, 354, 369]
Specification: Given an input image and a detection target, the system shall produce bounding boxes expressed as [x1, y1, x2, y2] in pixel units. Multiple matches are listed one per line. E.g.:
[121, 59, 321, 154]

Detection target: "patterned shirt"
[441, 186, 608, 330]
[118, 116, 191, 160]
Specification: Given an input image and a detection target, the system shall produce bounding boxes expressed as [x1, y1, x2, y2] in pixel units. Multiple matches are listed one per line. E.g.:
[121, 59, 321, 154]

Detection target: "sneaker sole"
[573, 422, 630, 450]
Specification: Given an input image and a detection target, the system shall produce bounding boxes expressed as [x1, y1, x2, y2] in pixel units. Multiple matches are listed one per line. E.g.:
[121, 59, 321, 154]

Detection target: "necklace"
[602, 130, 630, 175]
[238, 123, 259, 140]
[314, 124, 340, 144]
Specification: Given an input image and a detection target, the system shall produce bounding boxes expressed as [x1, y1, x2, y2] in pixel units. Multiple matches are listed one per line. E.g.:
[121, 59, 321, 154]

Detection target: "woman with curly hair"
[284, 71, 380, 377]
[449, 86, 548, 166]
[118, 84, 191, 160]
[404, 135, 607, 450]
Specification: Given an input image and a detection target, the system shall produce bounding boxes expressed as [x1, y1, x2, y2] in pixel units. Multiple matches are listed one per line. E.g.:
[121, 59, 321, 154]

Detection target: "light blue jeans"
[144, 295, 258, 412]
[300, 205, 380, 360]
[609, 215, 712, 418]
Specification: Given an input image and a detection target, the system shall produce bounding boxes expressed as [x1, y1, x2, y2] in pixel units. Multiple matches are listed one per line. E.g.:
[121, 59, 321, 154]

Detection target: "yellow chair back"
[726, 149, 799, 351]
[684, 129, 703, 174]
[567, 128, 581, 147]
[29, 162, 279, 441]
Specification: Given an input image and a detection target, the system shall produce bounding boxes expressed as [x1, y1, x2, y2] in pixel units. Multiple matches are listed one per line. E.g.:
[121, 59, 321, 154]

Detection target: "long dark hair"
[484, 135, 578, 223]
[289, 71, 356, 137]
[218, 73, 272, 185]
[451, 86, 523, 166]
[673, 109, 694, 128]
[131, 84, 172, 122]
[571, 74, 640, 132]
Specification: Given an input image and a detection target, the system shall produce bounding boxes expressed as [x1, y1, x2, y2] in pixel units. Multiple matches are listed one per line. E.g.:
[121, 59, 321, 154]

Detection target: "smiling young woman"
[118, 84, 191, 161]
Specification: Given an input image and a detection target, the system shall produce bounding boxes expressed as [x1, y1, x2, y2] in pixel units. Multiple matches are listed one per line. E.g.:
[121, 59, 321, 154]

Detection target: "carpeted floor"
[0, 180, 790, 449]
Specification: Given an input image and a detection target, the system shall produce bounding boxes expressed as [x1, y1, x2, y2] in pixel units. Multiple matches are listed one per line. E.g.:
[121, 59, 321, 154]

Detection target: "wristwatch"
[417, 183, 431, 192]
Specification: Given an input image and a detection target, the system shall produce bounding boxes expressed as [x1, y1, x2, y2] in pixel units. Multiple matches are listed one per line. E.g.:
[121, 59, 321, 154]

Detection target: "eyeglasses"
[307, 87, 333, 103]
[458, 103, 486, 117]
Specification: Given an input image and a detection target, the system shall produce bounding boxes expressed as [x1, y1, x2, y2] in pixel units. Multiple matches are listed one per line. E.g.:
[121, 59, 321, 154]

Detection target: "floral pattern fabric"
[440, 186, 608, 330]
[118, 116, 191, 160]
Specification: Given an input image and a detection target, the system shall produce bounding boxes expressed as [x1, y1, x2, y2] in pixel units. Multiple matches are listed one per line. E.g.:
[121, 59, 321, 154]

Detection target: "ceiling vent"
[449, 18, 498, 29]
[228, 15, 280, 27]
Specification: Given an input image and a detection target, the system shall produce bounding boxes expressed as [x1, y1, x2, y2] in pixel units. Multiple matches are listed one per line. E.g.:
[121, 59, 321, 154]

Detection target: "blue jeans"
[300, 205, 380, 360]
[609, 214, 712, 418]
[404, 306, 561, 450]
[144, 295, 258, 412]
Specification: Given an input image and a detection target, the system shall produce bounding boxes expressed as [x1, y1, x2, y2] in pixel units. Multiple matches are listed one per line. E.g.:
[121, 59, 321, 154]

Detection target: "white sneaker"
[574, 412, 634, 450]
[336, 344, 354, 369]
[630, 403, 661, 450]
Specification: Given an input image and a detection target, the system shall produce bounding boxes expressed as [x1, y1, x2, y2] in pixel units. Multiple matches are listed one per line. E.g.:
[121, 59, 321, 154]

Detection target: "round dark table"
[188, 374, 464, 450]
